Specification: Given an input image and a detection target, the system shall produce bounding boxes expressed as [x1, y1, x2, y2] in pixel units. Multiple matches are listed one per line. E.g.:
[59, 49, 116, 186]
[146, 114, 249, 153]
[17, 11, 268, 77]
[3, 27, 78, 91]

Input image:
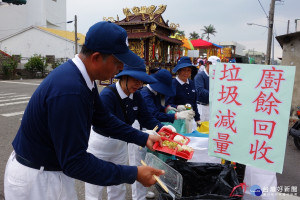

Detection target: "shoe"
[146, 191, 155, 199]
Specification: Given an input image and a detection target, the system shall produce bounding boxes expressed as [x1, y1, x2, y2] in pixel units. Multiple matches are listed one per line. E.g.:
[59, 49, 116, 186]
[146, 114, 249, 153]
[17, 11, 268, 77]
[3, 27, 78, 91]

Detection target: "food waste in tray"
[153, 127, 194, 160]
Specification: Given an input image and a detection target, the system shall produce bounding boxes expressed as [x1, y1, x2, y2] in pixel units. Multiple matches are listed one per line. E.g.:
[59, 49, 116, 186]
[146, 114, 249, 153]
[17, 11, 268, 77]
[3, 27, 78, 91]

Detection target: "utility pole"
[266, 0, 275, 65]
[287, 20, 290, 34]
[74, 15, 78, 55]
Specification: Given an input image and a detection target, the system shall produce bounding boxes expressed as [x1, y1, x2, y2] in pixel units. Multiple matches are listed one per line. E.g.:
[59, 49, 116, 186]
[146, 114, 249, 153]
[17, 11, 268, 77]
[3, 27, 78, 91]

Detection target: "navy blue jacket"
[97, 84, 163, 130]
[140, 87, 175, 123]
[165, 78, 200, 121]
[194, 71, 209, 104]
[12, 60, 148, 186]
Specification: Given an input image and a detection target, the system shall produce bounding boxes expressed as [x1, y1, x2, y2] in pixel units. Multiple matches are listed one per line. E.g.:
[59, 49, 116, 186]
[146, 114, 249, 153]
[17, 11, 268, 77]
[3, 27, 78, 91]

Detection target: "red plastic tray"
[157, 127, 190, 145]
[153, 137, 194, 160]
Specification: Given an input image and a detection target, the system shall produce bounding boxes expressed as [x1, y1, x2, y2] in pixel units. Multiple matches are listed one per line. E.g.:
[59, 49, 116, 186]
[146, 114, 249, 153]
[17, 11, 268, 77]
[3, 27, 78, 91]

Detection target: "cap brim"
[150, 82, 176, 97]
[114, 49, 144, 67]
[115, 71, 157, 84]
[172, 63, 197, 73]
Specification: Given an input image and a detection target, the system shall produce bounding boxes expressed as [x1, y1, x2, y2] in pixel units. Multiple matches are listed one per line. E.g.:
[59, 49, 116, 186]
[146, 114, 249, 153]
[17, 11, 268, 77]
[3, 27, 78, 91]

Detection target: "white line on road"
[0, 81, 40, 86]
[0, 96, 30, 103]
[0, 100, 29, 107]
[1, 111, 24, 117]
[0, 94, 28, 99]
[0, 93, 16, 96]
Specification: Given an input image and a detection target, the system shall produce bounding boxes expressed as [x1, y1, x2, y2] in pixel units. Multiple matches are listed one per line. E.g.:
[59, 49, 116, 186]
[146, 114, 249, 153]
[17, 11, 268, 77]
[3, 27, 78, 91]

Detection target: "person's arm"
[141, 89, 175, 123]
[48, 93, 163, 187]
[47, 94, 138, 186]
[190, 80, 200, 121]
[195, 73, 209, 102]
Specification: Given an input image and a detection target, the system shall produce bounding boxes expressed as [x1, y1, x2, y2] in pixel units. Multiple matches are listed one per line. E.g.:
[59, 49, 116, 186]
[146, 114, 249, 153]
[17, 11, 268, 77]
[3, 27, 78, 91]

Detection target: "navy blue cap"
[172, 56, 197, 73]
[115, 64, 157, 84]
[84, 21, 143, 67]
[150, 69, 176, 97]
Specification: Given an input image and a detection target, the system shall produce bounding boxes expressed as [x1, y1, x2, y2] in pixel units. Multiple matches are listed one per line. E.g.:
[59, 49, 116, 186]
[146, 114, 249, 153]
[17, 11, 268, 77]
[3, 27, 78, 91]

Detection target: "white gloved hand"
[162, 125, 176, 132]
[143, 130, 159, 136]
[165, 105, 178, 113]
[175, 110, 195, 121]
[177, 105, 187, 111]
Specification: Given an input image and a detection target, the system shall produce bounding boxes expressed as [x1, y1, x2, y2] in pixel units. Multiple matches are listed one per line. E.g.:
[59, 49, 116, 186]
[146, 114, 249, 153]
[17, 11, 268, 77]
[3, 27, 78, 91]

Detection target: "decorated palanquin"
[105, 5, 182, 74]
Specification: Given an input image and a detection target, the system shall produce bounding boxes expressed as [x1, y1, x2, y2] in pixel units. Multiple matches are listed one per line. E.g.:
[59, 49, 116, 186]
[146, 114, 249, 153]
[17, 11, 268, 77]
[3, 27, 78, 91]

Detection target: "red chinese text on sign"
[250, 140, 274, 163]
[252, 91, 282, 115]
[219, 64, 243, 81]
[255, 66, 285, 93]
[254, 119, 276, 139]
[214, 109, 237, 133]
[213, 133, 233, 156]
[218, 85, 242, 106]
[212, 69, 215, 80]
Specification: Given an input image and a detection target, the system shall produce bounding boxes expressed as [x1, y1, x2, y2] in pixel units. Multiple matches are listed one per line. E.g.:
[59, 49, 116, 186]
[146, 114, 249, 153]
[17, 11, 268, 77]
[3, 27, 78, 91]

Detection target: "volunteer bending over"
[85, 63, 168, 200]
[4, 21, 163, 200]
[140, 69, 195, 125]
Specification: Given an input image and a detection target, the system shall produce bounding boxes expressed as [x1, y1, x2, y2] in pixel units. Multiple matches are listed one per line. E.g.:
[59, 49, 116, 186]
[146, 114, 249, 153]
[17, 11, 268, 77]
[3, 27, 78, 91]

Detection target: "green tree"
[52, 58, 65, 70]
[24, 54, 47, 77]
[189, 31, 200, 40]
[202, 24, 217, 41]
[1, 56, 17, 79]
[176, 30, 185, 37]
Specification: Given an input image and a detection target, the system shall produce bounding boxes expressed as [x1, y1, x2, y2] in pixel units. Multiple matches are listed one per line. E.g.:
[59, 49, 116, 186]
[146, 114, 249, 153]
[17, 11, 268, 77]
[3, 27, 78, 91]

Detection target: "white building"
[218, 41, 246, 57]
[0, 26, 85, 61]
[0, 0, 66, 39]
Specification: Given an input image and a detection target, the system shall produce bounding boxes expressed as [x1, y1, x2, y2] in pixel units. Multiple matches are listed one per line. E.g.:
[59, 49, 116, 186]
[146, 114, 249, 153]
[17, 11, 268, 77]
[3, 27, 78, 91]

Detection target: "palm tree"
[189, 31, 200, 40]
[176, 30, 185, 37]
[172, 30, 185, 40]
[202, 24, 217, 41]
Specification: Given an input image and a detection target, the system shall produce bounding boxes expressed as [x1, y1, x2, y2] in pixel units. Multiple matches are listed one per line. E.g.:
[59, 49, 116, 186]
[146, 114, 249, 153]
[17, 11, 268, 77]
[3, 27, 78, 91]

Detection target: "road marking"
[1, 111, 24, 117]
[0, 96, 30, 103]
[0, 81, 40, 86]
[0, 100, 29, 107]
[0, 93, 16, 96]
[0, 94, 28, 99]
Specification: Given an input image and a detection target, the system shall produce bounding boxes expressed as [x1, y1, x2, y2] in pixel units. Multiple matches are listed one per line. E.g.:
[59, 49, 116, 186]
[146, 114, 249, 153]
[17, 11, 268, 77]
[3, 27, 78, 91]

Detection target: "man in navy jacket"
[4, 21, 163, 200]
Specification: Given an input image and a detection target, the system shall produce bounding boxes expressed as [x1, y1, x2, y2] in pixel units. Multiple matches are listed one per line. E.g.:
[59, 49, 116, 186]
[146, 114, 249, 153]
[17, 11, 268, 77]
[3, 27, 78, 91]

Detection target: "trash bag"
[157, 160, 244, 200]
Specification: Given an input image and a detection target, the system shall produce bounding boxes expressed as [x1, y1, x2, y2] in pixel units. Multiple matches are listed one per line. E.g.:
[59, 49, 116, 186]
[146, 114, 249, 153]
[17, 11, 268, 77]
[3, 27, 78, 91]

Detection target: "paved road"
[0, 79, 299, 200]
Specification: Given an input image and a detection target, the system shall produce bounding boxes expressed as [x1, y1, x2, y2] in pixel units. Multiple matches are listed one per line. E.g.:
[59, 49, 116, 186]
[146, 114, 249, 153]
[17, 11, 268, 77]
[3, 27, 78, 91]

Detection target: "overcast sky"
[66, 0, 300, 60]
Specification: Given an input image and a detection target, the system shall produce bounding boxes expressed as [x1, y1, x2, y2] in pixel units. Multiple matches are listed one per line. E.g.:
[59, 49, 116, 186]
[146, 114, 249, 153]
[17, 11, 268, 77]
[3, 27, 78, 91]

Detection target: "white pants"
[85, 129, 128, 200]
[4, 151, 77, 200]
[128, 143, 147, 200]
[197, 104, 210, 122]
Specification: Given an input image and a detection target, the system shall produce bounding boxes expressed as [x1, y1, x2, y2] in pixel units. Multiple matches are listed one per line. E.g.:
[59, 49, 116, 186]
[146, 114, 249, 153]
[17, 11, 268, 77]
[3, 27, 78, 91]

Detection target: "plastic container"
[158, 127, 190, 145]
[153, 137, 194, 160]
[145, 153, 183, 199]
[197, 121, 209, 134]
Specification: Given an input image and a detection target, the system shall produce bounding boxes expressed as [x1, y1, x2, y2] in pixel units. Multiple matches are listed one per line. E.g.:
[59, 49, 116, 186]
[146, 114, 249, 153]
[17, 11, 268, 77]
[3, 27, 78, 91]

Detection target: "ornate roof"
[105, 5, 180, 31]
[127, 32, 182, 44]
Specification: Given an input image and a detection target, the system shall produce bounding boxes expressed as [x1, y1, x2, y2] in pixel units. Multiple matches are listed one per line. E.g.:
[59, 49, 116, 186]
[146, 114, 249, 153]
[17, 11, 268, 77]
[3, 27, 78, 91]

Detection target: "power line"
[257, 0, 269, 19]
